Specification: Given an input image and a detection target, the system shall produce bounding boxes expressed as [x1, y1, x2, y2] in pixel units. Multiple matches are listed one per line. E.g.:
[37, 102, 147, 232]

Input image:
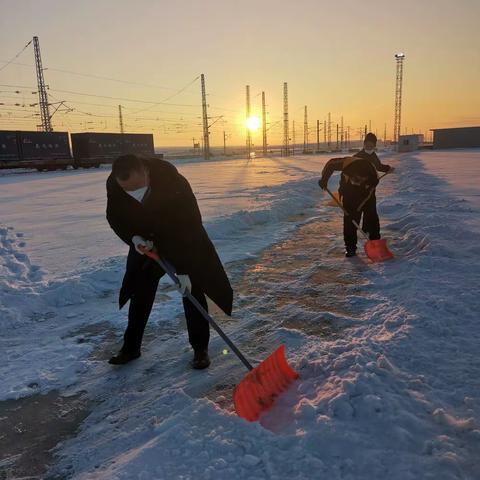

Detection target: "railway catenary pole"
[33, 36, 52, 132]
[282, 82, 289, 156]
[118, 105, 125, 134]
[200, 74, 210, 160]
[262, 91, 267, 157]
[246, 85, 251, 159]
[303, 105, 308, 153]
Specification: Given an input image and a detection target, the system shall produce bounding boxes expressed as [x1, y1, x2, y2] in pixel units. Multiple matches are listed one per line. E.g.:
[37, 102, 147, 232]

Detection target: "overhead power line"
[0, 40, 32, 73]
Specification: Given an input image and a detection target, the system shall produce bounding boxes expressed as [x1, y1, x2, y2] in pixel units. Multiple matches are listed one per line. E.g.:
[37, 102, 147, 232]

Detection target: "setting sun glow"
[246, 116, 261, 132]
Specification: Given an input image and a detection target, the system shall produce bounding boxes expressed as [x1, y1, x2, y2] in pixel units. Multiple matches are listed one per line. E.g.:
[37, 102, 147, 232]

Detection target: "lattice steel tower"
[33, 36, 52, 132]
[283, 82, 289, 156]
[201, 74, 210, 160]
[394, 53, 406, 146]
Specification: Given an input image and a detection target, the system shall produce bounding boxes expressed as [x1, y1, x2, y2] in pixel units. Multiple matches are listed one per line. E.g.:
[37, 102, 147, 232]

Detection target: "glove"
[132, 235, 154, 255]
[177, 274, 192, 297]
[319, 177, 328, 190]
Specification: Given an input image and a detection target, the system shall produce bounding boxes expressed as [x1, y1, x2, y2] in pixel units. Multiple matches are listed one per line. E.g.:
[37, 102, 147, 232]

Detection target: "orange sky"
[1, 0, 479, 147]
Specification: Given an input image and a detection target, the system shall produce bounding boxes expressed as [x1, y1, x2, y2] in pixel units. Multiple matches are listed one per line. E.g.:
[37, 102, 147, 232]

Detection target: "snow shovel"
[325, 188, 394, 262]
[141, 248, 299, 422]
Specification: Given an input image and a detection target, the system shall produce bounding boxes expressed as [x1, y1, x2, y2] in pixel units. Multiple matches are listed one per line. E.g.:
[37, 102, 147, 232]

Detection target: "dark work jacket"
[106, 158, 233, 316]
[320, 151, 390, 198]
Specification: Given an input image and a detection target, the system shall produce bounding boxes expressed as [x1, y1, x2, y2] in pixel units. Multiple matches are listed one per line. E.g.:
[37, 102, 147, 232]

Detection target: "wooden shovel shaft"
[143, 251, 254, 371]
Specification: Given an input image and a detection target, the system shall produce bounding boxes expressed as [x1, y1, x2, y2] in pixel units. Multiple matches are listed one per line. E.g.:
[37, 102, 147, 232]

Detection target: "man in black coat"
[319, 133, 394, 257]
[106, 154, 233, 368]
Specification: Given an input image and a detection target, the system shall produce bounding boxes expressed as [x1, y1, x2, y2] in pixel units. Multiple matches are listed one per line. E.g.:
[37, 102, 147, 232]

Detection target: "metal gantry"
[33, 36, 52, 132]
[394, 53, 406, 145]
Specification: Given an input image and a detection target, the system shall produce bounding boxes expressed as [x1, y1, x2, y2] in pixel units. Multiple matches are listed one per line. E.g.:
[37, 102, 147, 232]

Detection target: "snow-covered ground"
[1, 150, 479, 479]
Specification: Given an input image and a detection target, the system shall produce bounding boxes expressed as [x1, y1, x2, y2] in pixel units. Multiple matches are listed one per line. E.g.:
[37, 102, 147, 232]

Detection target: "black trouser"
[122, 251, 210, 353]
[342, 192, 380, 252]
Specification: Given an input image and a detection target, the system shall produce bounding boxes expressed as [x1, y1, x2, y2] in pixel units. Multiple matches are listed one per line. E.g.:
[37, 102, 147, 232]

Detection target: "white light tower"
[394, 53, 406, 147]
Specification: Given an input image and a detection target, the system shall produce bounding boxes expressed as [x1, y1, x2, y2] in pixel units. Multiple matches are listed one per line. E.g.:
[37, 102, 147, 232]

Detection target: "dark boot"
[108, 349, 141, 365]
[345, 248, 357, 258]
[191, 349, 210, 370]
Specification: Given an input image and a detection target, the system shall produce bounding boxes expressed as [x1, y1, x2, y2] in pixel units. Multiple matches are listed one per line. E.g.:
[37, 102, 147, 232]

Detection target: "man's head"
[112, 154, 149, 192]
[364, 132, 377, 152]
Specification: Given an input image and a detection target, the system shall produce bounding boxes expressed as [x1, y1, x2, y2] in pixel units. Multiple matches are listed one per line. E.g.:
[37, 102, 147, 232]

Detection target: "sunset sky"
[1, 0, 479, 147]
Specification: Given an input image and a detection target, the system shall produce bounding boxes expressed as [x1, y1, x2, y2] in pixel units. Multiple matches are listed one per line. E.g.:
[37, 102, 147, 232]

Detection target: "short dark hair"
[364, 132, 377, 145]
[112, 154, 145, 181]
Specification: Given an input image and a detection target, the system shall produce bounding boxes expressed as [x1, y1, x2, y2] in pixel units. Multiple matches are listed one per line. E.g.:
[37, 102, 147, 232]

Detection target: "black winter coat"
[320, 150, 390, 197]
[106, 158, 233, 316]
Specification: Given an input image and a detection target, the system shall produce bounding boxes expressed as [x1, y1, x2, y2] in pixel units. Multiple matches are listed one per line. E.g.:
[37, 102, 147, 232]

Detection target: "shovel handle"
[324, 188, 369, 240]
[356, 170, 391, 212]
[140, 248, 254, 371]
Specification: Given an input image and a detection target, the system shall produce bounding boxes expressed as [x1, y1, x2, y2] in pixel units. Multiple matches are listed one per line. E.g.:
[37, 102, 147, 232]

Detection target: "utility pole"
[283, 82, 289, 156]
[118, 105, 124, 134]
[33, 36, 52, 132]
[246, 85, 251, 159]
[316, 119, 320, 152]
[200, 74, 210, 160]
[303, 105, 308, 153]
[324, 120, 327, 148]
[394, 53, 406, 146]
[369, 119, 372, 133]
[223, 131, 227, 155]
[384, 123, 387, 146]
[262, 91, 267, 157]
[336, 124, 339, 150]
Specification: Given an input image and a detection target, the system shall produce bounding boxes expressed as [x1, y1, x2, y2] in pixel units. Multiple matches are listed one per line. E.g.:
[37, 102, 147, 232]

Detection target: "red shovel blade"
[364, 239, 394, 262]
[233, 345, 299, 422]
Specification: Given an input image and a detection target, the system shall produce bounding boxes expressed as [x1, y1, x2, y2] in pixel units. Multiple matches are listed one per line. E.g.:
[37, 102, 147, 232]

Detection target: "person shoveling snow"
[106, 154, 233, 368]
[319, 132, 394, 258]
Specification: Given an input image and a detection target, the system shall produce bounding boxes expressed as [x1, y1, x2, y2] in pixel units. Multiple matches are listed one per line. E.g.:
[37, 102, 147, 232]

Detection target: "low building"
[431, 126, 480, 149]
[398, 134, 424, 152]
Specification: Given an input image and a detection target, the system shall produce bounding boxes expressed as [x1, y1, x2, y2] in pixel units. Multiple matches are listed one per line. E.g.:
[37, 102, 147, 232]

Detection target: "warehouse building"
[431, 126, 480, 149]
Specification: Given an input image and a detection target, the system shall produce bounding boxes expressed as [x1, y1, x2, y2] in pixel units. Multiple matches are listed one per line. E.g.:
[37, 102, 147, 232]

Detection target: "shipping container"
[19, 131, 71, 160]
[0, 131, 20, 164]
[0, 130, 72, 170]
[71, 132, 155, 167]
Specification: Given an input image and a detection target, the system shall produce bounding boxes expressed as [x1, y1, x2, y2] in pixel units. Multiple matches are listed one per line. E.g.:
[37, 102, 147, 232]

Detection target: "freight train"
[0, 130, 156, 170]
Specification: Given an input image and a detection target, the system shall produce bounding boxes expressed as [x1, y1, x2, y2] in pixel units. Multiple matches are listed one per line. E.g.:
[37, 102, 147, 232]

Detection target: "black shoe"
[191, 349, 210, 370]
[108, 349, 141, 365]
[345, 249, 357, 258]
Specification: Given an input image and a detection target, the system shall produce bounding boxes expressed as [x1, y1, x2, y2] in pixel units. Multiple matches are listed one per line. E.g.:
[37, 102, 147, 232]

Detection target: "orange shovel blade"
[364, 239, 394, 262]
[233, 345, 299, 422]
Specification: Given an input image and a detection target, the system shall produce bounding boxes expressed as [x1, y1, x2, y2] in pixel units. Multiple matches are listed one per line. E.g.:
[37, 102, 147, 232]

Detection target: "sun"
[246, 115, 261, 131]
